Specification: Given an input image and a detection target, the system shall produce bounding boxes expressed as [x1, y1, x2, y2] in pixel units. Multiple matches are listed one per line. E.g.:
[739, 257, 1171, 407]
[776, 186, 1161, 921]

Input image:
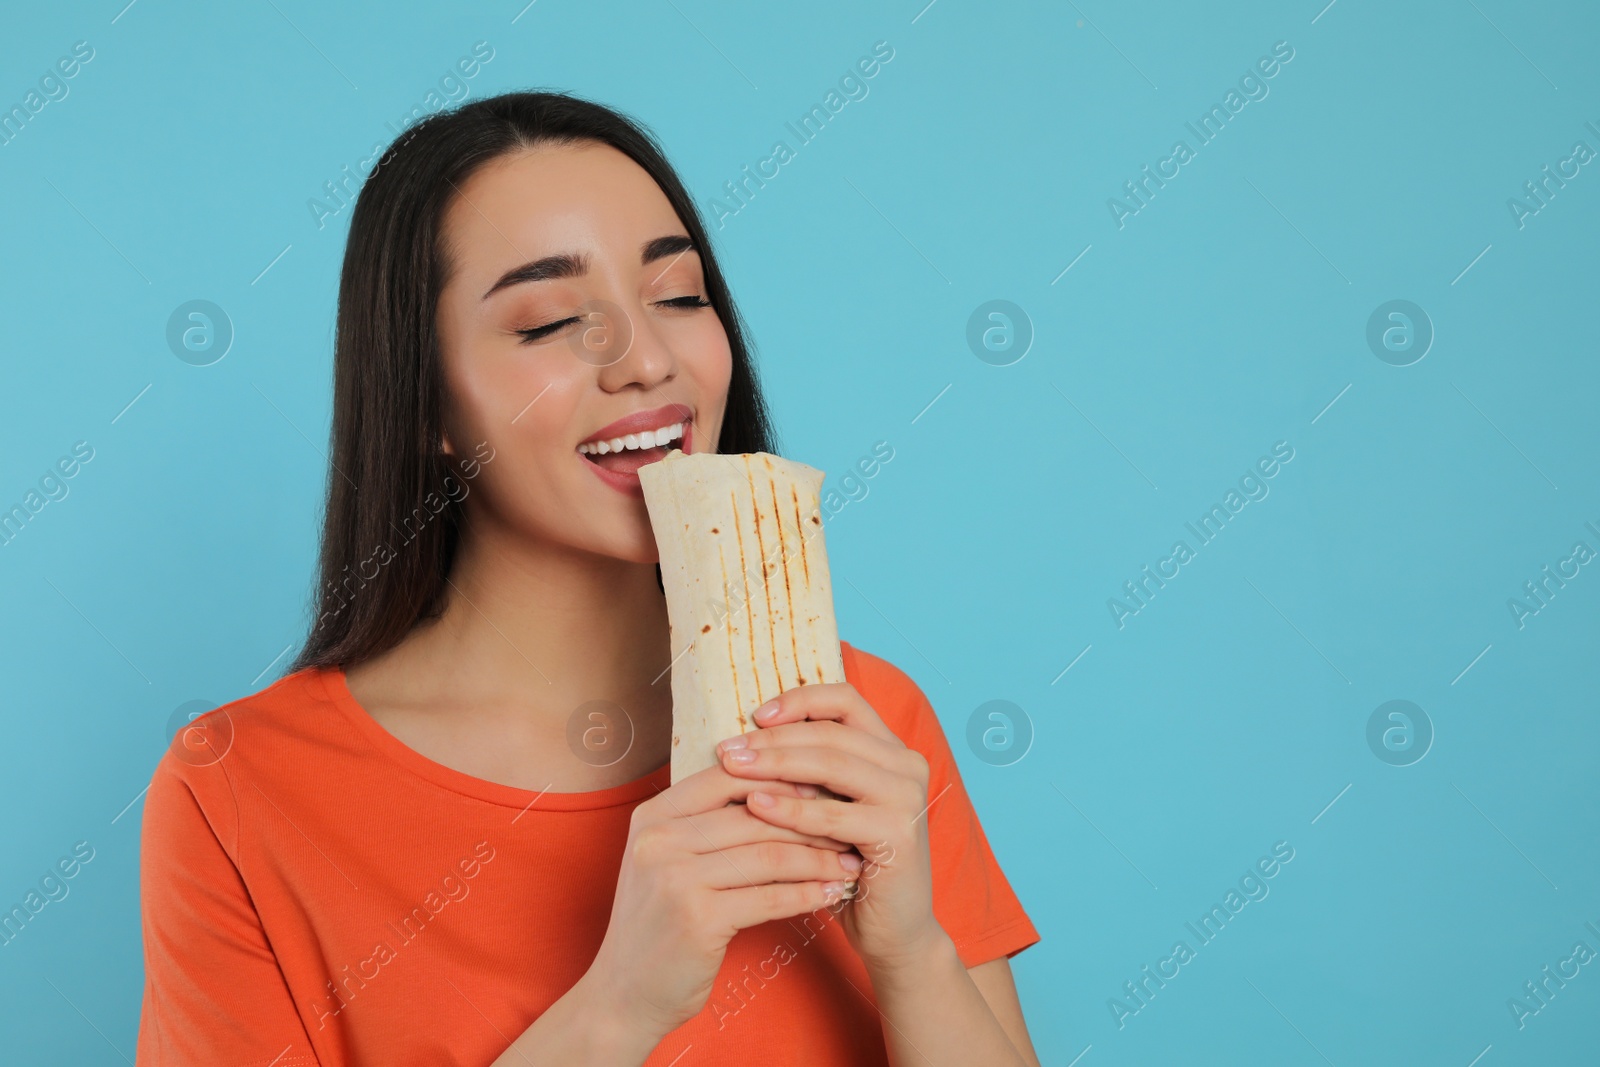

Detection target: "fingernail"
[723, 748, 757, 764]
[795, 783, 819, 798]
[749, 791, 776, 808]
[839, 852, 862, 872]
[822, 880, 847, 901]
[754, 699, 781, 722]
[718, 734, 748, 752]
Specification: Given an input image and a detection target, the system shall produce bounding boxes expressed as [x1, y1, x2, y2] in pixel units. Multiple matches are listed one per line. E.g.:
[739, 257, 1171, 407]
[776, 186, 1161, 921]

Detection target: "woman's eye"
[517, 297, 708, 344]
[515, 316, 579, 344]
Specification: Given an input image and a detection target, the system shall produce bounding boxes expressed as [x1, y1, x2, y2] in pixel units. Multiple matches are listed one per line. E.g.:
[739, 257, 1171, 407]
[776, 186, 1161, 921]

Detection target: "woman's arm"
[862, 931, 1040, 1067]
[136, 759, 320, 1065]
[967, 957, 1044, 1066]
[487, 970, 659, 1067]
[720, 679, 1043, 1066]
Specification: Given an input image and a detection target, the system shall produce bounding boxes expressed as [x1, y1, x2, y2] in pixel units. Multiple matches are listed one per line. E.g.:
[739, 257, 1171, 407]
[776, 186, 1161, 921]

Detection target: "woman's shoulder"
[838, 639, 945, 750]
[140, 667, 352, 869]
[840, 638, 917, 693]
[152, 666, 352, 801]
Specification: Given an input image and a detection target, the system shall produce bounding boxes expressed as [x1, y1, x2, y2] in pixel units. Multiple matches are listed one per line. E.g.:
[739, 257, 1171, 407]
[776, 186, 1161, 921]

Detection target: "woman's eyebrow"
[481, 252, 585, 301]
[482, 235, 699, 301]
[642, 233, 696, 267]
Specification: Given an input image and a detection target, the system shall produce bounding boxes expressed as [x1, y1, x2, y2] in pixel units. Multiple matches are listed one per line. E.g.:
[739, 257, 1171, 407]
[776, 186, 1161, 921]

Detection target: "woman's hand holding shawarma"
[715, 682, 951, 974]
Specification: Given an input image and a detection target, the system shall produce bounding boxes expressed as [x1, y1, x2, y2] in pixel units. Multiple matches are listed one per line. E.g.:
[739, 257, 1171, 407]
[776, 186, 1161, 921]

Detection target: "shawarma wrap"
[639, 450, 845, 783]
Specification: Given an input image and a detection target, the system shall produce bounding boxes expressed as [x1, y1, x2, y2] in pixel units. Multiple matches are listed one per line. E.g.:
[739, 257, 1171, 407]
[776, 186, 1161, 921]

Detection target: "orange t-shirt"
[135, 640, 1039, 1065]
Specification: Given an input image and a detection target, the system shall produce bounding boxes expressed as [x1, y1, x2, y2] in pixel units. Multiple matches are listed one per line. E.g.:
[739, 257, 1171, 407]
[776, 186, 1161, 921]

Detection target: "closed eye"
[515, 316, 580, 344]
[514, 296, 712, 345]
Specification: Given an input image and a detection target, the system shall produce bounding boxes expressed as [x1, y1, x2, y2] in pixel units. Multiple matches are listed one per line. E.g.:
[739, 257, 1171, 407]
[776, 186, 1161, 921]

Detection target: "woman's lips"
[577, 402, 695, 448]
[582, 421, 692, 496]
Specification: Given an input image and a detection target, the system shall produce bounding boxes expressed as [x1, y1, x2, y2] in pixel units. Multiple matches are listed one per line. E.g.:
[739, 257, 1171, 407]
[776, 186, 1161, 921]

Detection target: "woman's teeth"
[577, 421, 685, 456]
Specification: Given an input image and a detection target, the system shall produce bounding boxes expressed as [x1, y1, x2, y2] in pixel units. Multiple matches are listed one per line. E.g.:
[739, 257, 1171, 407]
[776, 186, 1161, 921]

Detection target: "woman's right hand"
[581, 761, 863, 1045]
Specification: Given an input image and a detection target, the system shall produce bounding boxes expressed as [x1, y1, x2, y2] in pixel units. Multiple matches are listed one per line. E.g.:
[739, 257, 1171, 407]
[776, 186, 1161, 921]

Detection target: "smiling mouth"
[577, 420, 687, 476]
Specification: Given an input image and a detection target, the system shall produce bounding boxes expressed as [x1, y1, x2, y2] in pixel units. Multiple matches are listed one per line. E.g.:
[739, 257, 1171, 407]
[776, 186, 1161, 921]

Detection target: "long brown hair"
[288, 90, 779, 674]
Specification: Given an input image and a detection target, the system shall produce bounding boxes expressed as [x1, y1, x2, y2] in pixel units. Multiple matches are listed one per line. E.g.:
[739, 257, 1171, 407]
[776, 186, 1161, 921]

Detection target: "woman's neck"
[423, 531, 673, 698]
[343, 529, 676, 791]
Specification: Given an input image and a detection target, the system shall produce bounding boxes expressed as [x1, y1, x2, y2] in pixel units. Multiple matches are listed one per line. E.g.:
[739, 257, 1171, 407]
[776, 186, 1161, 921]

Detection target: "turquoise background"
[2, 0, 1597, 1062]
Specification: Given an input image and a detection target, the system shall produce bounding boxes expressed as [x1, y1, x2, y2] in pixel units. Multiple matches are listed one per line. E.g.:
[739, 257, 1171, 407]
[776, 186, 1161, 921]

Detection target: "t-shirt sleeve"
[844, 644, 1041, 970]
[136, 752, 320, 1067]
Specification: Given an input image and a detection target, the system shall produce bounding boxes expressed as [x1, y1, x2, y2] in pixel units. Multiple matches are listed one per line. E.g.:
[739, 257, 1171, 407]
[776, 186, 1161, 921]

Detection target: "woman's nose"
[566, 298, 633, 369]
[582, 298, 676, 388]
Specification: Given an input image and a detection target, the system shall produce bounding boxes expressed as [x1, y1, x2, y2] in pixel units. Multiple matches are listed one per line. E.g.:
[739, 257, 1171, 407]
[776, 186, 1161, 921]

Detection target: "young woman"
[136, 90, 1041, 1066]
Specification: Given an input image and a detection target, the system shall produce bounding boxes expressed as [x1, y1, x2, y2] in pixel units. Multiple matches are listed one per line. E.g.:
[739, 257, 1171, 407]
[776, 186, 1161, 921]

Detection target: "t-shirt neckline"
[316, 667, 672, 812]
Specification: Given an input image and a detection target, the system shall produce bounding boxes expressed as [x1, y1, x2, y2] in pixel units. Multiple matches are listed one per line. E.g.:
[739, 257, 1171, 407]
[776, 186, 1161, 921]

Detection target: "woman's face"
[434, 141, 732, 563]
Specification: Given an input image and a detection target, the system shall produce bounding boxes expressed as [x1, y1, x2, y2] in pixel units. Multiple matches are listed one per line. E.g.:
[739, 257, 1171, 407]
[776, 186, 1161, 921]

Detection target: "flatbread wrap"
[638, 450, 846, 784]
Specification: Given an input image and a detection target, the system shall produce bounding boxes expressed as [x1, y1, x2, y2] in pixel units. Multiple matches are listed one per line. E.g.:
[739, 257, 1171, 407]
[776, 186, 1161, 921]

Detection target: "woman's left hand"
[715, 682, 948, 972]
